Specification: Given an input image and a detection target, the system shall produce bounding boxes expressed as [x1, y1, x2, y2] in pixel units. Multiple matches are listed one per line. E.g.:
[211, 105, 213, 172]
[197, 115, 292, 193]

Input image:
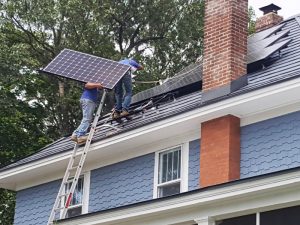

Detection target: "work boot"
[71, 134, 77, 142]
[77, 135, 88, 144]
[112, 111, 120, 119]
[120, 110, 129, 117]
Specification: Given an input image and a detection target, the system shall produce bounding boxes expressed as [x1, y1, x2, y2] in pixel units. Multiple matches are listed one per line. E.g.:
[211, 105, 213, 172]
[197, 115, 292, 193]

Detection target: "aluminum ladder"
[47, 90, 107, 225]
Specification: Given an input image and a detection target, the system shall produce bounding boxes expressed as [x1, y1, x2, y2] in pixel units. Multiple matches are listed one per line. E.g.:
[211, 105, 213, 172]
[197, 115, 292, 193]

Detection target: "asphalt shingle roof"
[1, 15, 300, 172]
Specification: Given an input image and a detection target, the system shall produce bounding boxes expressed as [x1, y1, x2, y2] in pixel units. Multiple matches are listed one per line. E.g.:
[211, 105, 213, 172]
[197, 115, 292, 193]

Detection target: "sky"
[248, 0, 300, 19]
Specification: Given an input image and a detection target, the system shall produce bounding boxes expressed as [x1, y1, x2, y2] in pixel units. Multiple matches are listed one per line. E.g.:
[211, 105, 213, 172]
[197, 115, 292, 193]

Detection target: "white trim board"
[1, 77, 300, 190]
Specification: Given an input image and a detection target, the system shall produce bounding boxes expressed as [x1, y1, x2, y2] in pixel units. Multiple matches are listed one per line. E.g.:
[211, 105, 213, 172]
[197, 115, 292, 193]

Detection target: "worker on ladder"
[71, 82, 103, 144]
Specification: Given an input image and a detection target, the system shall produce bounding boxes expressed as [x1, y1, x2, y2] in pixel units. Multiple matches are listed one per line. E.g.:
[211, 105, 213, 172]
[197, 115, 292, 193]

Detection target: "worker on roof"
[113, 58, 144, 119]
[71, 82, 103, 144]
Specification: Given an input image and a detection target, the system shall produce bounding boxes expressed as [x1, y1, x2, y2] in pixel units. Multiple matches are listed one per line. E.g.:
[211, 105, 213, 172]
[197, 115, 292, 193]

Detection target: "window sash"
[157, 178, 181, 187]
[158, 147, 181, 184]
[65, 176, 84, 207]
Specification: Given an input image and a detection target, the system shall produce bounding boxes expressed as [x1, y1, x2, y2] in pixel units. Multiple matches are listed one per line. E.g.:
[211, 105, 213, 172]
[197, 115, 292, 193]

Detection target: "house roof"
[1, 14, 300, 172]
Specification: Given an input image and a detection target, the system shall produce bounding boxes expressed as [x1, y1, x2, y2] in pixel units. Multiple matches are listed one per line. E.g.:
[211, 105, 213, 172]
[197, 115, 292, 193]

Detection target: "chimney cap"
[259, 3, 281, 15]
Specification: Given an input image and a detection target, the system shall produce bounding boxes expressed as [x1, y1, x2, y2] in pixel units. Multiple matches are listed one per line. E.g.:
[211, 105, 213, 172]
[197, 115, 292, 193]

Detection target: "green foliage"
[248, 6, 256, 35]
[0, 189, 15, 225]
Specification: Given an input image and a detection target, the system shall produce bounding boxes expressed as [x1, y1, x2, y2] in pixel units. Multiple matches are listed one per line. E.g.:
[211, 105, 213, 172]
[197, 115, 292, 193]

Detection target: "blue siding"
[189, 139, 200, 190]
[241, 111, 300, 178]
[89, 153, 155, 212]
[14, 180, 60, 225]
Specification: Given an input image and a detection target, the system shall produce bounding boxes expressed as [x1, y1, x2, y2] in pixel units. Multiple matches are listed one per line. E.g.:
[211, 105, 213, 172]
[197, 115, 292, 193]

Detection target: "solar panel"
[247, 39, 291, 64]
[247, 30, 290, 54]
[248, 23, 286, 43]
[131, 62, 202, 104]
[41, 49, 130, 89]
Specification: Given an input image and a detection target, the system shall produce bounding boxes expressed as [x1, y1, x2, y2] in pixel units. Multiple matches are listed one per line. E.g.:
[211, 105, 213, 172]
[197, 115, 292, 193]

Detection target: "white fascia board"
[58, 170, 300, 225]
[1, 77, 300, 190]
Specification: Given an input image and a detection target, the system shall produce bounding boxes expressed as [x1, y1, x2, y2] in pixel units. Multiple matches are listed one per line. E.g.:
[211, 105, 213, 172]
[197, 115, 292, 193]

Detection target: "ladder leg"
[47, 90, 107, 224]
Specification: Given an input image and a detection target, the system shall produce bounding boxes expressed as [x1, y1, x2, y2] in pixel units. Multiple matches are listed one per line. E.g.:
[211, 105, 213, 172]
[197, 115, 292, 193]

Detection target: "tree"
[248, 6, 256, 34]
[0, 1, 205, 224]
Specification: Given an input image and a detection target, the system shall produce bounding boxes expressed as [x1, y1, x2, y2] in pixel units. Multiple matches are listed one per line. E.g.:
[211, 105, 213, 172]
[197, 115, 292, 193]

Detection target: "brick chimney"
[255, 4, 283, 32]
[202, 0, 248, 102]
[200, 0, 248, 187]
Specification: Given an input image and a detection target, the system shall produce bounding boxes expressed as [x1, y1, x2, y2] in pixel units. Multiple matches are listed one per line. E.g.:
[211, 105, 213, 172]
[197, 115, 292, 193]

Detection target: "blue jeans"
[73, 99, 96, 137]
[114, 72, 132, 112]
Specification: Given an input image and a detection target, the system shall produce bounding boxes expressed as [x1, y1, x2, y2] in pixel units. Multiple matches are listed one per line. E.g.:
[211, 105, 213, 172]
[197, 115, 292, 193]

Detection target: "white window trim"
[153, 143, 189, 198]
[82, 171, 90, 214]
[60, 171, 90, 218]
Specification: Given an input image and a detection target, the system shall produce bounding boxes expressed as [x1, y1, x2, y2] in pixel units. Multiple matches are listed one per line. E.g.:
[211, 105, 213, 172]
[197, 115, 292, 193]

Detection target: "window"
[216, 205, 300, 225]
[216, 214, 256, 225]
[260, 205, 300, 225]
[61, 172, 90, 219]
[154, 144, 188, 198]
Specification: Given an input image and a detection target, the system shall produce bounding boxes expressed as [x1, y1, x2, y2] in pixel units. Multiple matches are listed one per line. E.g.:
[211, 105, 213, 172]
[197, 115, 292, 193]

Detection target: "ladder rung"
[72, 152, 83, 158]
[68, 166, 80, 171]
[59, 193, 68, 198]
[54, 206, 66, 211]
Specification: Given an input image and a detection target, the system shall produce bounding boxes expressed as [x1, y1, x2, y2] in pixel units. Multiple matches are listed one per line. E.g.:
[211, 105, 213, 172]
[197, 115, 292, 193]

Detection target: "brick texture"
[202, 0, 248, 91]
[200, 115, 241, 187]
[255, 12, 283, 32]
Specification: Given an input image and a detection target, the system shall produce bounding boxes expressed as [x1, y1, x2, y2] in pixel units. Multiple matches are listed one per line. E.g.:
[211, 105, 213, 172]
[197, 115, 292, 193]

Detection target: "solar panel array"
[247, 39, 291, 64]
[247, 30, 290, 54]
[248, 23, 285, 43]
[132, 62, 202, 104]
[41, 49, 130, 89]
[132, 23, 292, 103]
[247, 23, 291, 65]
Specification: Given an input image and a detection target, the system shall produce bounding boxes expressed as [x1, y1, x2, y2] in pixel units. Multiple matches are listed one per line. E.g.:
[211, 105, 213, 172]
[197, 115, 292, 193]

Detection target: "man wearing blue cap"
[113, 59, 143, 119]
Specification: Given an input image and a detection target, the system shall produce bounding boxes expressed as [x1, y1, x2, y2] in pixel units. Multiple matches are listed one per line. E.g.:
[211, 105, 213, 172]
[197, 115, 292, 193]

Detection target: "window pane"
[173, 150, 179, 180]
[159, 153, 168, 183]
[158, 182, 180, 197]
[66, 206, 82, 218]
[261, 205, 300, 225]
[167, 151, 173, 181]
[65, 176, 84, 207]
[159, 147, 181, 184]
[216, 214, 256, 225]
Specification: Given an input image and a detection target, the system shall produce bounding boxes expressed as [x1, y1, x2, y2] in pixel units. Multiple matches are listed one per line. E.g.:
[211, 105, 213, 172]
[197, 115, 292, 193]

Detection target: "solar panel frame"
[41, 49, 130, 89]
